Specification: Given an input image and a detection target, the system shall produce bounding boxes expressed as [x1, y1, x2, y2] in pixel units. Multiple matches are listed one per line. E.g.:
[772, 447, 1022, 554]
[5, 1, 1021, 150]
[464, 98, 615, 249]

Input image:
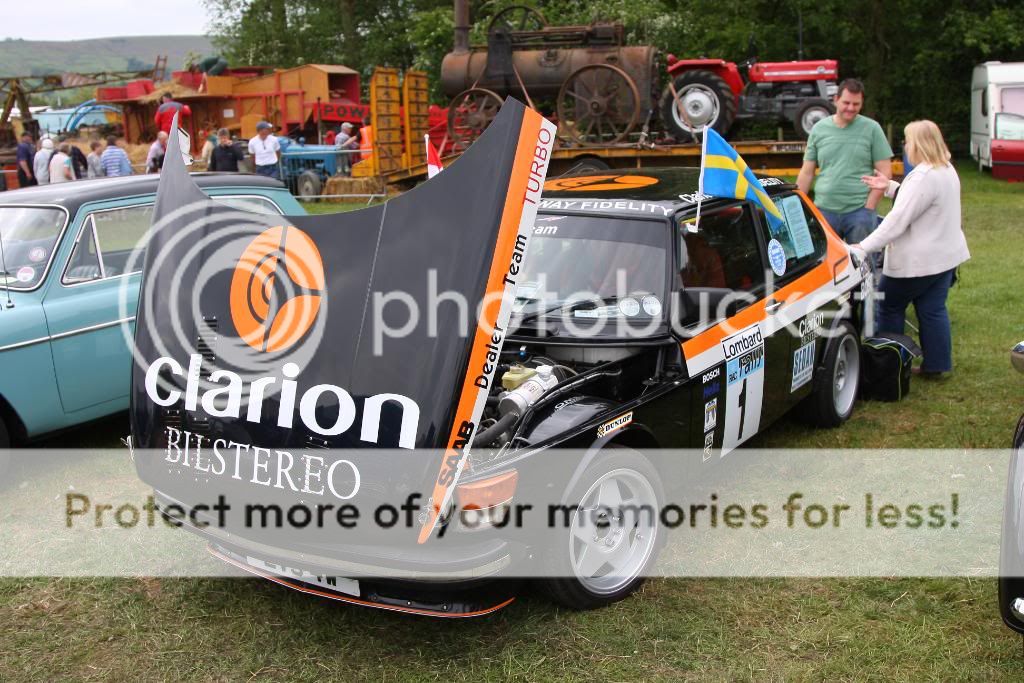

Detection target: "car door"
[43, 193, 290, 415]
[751, 192, 831, 410]
[42, 200, 152, 414]
[675, 201, 789, 456]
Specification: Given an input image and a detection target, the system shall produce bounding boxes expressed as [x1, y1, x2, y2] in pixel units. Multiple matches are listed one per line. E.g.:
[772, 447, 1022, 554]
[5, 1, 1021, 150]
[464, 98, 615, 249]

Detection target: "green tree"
[204, 0, 1024, 149]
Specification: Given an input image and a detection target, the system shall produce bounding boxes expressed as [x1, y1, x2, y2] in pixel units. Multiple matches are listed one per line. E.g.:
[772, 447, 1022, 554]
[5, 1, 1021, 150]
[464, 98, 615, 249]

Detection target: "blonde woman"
[853, 120, 970, 376]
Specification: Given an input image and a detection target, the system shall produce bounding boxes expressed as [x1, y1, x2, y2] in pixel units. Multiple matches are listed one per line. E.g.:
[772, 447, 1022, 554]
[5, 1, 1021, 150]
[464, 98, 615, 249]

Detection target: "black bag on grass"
[860, 332, 922, 402]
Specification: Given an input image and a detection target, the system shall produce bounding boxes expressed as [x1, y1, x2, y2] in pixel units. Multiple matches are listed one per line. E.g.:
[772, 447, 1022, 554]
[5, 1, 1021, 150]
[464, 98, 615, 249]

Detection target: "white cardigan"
[859, 163, 970, 278]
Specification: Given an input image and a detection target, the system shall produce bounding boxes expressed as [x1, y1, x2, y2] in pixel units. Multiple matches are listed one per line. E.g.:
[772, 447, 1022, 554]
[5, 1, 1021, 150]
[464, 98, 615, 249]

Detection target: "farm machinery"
[439, 1, 840, 147]
[440, 3, 658, 149]
[660, 55, 838, 140]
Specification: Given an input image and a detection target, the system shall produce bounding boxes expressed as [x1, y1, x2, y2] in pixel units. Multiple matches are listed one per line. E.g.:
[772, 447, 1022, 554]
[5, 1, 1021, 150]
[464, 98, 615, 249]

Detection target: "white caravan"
[971, 62, 1024, 177]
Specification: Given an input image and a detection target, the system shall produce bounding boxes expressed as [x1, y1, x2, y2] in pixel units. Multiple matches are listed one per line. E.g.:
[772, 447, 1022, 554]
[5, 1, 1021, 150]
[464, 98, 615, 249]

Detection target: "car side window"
[213, 195, 284, 215]
[63, 222, 103, 283]
[757, 193, 828, 278]
[63, 204, 152, 284]
[677, 203, 765, 293]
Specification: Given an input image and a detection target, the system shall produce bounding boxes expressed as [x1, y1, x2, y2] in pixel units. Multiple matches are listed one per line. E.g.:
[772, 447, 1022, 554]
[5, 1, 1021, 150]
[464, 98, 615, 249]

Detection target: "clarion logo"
[145, 354, 420, 448]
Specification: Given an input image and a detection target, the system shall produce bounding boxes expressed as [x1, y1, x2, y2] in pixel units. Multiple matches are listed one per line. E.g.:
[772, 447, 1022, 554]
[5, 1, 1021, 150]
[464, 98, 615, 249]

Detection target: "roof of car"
[0, 173, 287, 211]
[539, 167, 794, 218]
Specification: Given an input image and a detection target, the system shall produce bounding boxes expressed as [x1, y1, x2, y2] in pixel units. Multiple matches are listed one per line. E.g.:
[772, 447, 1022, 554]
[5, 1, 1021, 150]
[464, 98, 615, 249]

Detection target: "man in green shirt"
[797, 78, 892, 245]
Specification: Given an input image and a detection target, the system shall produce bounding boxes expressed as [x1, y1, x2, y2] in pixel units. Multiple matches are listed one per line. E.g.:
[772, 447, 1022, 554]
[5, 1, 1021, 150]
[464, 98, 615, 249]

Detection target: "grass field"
[3, 165, 1024, 681]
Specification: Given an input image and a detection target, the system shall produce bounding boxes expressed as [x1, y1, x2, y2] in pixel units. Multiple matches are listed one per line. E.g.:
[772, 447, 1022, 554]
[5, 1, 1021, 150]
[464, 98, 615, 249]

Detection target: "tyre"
[793, 98, 834, 139]
[539, 445, 664, 610]
[801, 320, 861, 427]
[296, 170, 323, 200]
[659, 70, 737, 140]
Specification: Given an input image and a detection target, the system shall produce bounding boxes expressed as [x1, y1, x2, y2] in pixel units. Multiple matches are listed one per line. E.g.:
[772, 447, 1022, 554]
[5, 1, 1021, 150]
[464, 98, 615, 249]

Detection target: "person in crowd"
[54, 135, 88, 179]
[852, 120, 970, 377]
[16, 131, 36, 187]
[146, 131, 168, 173]
[154, 92, 192, 134]
[200, 129, 217, 167]
[247, 121, 280, 179]
[33, 138, 54, 184]
[335, 122, 359, 174]
[101, 136, 133, 177]
[208, 128, 244, 172]
[48, 143, 73, 184]
[324, 126, 337, 146]
[797, 78, 893, 245]
[86, 140, 105, 178]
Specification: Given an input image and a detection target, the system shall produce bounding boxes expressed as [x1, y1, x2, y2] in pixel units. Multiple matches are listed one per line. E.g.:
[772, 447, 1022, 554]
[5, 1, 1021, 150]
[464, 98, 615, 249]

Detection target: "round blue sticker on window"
[767, 238, 786, 276]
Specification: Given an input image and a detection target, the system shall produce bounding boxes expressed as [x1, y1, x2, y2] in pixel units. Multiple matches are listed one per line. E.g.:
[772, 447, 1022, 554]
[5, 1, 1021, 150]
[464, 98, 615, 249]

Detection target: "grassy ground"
[3, 165, 1023, 681]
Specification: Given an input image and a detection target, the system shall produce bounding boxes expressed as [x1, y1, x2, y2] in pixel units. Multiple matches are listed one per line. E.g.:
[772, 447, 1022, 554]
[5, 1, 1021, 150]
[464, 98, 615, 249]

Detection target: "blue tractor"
[276, 137, 347, 199]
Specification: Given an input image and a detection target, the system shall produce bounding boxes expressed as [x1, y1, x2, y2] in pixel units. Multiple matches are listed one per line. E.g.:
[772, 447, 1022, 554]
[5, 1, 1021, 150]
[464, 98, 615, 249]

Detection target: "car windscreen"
[0, 206, 67, 290]
[511, 213, 669, 335]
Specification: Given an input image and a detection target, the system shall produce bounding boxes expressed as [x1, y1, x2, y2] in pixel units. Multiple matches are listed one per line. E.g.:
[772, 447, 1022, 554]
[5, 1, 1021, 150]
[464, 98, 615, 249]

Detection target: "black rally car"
[131, 103, 870, 617]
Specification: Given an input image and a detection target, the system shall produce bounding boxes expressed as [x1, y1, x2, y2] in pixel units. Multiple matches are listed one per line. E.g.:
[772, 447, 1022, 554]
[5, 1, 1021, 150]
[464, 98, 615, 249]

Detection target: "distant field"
[0, 35, 213, 76]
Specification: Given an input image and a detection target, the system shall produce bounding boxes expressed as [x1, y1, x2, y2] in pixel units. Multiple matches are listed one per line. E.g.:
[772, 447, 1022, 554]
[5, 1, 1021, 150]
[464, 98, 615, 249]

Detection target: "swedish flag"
[698, 127, 784, 229]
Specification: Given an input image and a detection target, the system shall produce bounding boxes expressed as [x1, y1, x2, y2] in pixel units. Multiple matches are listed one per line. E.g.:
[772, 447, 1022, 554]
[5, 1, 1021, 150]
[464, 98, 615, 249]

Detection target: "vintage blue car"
[0, 173, 304, 468]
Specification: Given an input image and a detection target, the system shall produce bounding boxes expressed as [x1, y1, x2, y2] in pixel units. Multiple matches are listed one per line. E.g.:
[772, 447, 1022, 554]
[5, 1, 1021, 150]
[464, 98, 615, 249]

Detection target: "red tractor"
[659, 55, 839, 140]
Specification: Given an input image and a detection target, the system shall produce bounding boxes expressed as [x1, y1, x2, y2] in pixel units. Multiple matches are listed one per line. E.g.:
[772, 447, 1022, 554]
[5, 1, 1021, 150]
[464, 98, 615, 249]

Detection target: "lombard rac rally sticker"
[767, 238, 787, 276]
[597, 412, 633, 438]
[16, 266, 35, 283]
[720, 323, 765, 453]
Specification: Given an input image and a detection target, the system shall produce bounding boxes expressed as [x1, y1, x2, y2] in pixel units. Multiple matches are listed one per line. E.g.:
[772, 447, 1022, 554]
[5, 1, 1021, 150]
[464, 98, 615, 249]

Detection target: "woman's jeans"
[876, 268, 956, 373]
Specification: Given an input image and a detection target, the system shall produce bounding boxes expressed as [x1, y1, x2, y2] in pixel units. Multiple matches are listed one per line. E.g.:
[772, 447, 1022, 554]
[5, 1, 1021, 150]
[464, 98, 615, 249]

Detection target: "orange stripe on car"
[418, 110, 544, 543]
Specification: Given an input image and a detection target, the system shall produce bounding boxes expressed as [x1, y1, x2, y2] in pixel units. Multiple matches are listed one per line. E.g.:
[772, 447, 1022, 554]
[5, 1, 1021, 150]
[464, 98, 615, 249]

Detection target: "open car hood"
[130, 101, 556, 540]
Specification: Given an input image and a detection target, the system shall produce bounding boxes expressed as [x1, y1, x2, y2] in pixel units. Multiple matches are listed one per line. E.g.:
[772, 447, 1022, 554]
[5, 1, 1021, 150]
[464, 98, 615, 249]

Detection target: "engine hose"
[509, 367, 624, 445]
[474, 412, 519, 447]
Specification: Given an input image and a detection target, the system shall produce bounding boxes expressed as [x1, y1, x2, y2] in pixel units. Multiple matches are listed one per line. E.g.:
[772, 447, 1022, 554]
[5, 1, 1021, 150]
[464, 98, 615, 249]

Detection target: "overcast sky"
[3, 0, 211, 41]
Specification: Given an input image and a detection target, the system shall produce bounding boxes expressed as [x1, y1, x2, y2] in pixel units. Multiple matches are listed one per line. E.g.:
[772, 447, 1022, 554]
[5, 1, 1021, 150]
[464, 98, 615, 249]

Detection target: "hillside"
[0, 35, 215, 76]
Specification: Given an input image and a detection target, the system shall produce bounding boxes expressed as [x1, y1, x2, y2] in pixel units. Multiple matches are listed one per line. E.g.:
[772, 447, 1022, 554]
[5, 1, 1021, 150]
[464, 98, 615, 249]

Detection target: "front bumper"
[154, 490, 526, 617]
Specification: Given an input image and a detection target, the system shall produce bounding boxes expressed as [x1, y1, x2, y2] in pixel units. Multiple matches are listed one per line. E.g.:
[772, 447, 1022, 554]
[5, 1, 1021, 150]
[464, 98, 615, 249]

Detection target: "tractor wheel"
[793, 98, 835, 139]
[296, 170, 323, 200]
[660, 70, 736, 141]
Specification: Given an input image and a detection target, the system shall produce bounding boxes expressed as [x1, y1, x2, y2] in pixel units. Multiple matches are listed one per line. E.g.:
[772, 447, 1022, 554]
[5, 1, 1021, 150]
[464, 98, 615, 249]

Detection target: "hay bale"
[323, 175, 387, 203]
